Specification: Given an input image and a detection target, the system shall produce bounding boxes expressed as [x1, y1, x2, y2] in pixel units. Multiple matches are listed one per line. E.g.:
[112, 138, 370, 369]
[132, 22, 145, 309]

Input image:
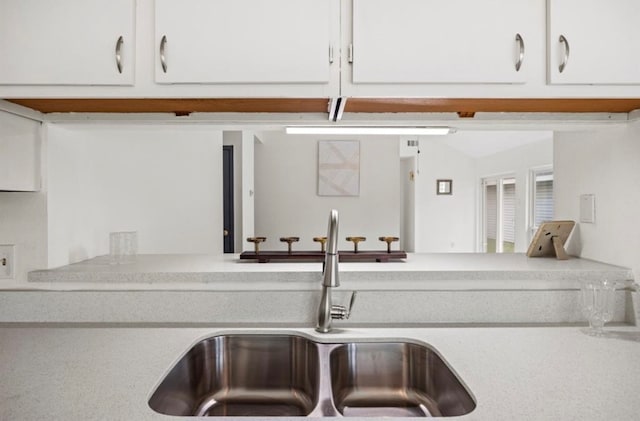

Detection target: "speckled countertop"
[0, 253, 635, 326]
[1, 326, 639, 420]
[24, 253, 634, 291]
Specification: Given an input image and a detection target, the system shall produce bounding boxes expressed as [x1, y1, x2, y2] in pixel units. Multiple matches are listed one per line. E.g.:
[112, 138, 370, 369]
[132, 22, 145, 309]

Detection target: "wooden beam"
[344, 98, 640, 113]
[5, 98, 330, 114]
[5, 97, 640, 114]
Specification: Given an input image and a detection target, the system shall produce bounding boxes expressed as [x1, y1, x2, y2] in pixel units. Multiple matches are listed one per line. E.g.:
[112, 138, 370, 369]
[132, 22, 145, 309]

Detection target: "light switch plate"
[0, 245, 15, 279]
[580, 194, 595, 223]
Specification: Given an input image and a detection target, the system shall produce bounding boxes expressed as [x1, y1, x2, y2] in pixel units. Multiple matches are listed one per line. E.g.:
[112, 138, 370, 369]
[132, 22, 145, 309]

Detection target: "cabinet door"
[352, 0, 536, 84]
[548, 0, 640, 85]
[0, 111, 40, 192]
[0, 0, 135, 85]
[155, 0, 331, 84]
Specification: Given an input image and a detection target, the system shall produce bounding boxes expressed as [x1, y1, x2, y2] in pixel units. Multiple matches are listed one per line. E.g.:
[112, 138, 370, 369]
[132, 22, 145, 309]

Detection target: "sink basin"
[149, 334, 475, 417]
[330, 342, 476, 417]
[148, 335, 320, 416]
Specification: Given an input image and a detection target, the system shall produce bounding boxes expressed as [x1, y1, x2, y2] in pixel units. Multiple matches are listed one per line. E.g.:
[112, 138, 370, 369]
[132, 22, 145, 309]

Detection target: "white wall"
[241, 131, 255, 250]
[0, 192, 47, 282]
[254, 132, 400, 252]
[414, 140, 477, 252]
[0, 111, 47, 282]
[412, 134, 553, 253]
[400, 157, 416, 252]
[47, 124, 223, 268]
[555, 123, 640, 279]
[476, 137, 554, 252]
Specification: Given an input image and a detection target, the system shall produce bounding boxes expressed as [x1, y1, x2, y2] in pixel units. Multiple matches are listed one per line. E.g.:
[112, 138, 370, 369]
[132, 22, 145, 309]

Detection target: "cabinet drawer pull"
[115, 36, 124, 74]
[160, 35, 168, 73]
[559, 35, 570, 73]
[515, 33, 524, 72]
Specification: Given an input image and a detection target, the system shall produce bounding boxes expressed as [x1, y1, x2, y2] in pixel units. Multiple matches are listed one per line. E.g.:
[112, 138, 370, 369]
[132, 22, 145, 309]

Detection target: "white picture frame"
[318, 140, 360, 196]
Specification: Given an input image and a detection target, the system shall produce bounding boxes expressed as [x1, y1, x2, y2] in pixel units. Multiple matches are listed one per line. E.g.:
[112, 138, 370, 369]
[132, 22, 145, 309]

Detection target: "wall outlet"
[580, 194, 596, 224]
[0, 245, 15, 279]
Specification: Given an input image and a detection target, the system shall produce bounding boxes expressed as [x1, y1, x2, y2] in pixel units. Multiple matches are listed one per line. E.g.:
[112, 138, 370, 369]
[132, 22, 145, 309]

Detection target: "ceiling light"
[285, 126, 454, 136]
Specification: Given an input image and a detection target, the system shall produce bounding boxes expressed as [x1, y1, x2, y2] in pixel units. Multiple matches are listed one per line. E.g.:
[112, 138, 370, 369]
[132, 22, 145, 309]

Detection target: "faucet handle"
[347, 290, 357, 317]
[331, 291, 357, 320]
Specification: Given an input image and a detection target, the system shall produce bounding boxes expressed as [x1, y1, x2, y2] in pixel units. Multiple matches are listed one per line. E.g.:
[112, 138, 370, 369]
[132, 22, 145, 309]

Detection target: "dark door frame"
[223, 145, 235, 253]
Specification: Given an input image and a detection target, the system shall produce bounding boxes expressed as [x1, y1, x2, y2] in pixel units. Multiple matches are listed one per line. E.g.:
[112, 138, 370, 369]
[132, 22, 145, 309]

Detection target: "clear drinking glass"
[109, 231, 138, 265]
[580, 279, 616, 336]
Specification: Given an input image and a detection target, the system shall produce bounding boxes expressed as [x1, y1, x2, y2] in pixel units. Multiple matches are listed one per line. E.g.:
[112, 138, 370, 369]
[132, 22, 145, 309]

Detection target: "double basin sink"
[148, 334, 475, 417]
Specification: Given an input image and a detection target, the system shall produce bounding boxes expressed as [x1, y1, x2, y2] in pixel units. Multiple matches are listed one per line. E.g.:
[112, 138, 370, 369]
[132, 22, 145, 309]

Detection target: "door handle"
[559, 35, 570, 73]
[160, 35, 168, 73]
[515, 33, 524, 72]
[115, 36, 124, 74]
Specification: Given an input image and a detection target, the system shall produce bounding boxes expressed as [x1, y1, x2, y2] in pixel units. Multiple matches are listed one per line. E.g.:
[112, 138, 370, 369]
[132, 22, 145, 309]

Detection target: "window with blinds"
[533, 171, 553, 227]
[503, 181, 516, 243]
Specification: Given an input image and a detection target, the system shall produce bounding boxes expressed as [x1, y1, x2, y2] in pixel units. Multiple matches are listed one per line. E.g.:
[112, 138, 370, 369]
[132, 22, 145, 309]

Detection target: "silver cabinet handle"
[160, 35, 168, 73]
[559, 34, 570, 73]
[115, 36, 124, 74]
[515, 33, 524, 72]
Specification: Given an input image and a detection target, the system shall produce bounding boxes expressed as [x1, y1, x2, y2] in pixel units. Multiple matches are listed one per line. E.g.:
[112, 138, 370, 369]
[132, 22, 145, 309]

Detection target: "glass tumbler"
[109, 231, 138, 265]
[580, 279, 616, 336]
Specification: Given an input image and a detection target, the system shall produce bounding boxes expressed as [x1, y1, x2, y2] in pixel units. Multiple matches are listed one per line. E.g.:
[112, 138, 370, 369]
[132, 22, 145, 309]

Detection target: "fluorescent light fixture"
[285, 126, 453, 136]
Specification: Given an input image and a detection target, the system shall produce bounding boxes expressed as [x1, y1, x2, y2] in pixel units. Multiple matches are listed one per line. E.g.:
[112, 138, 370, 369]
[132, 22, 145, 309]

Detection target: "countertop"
[1, 253, 636, 326]
[4, 253, 634, 325]
[24, 253, 634, 291]
[1, 325, 639, 420]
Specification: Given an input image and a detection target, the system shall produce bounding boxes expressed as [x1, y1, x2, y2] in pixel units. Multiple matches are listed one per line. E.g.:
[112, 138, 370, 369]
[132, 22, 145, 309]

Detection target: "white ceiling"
[434, 130, 553, 158]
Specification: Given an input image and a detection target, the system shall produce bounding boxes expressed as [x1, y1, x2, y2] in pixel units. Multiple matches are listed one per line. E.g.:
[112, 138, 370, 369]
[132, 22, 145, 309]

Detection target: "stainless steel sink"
[148, 335, 320, 416]
[330, 342, 476, 417]
[148, 334, 475, 417]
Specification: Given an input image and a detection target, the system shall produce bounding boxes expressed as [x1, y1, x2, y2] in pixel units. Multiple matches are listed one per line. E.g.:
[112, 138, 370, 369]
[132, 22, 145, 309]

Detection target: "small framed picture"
[436, 179, 452, 195]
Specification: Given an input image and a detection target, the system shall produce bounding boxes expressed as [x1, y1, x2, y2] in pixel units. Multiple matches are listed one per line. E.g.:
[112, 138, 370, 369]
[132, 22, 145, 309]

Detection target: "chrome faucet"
[316, 209, 356, 333]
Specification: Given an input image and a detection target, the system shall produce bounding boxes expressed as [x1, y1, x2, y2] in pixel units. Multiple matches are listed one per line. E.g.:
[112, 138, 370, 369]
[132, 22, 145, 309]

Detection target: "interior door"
[484, 182, 498, 253]
[482, 176, 516, 253]
[223, 145, 234, 253]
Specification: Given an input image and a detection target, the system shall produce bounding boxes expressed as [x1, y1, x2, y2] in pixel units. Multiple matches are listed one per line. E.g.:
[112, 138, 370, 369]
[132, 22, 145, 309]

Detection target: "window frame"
[528, 165, 554, 239]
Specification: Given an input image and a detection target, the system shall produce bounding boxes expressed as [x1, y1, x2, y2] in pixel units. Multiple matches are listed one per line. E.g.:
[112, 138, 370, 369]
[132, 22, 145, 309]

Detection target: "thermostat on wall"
[580, 194, 595, 223]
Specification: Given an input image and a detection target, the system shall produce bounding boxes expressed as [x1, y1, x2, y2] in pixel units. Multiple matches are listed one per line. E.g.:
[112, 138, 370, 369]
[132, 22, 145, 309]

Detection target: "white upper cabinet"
[351, 0, 538, 84]
[548, 0, 640, 85]
[2, 0, 640, 98]
[0, 111, 40, 192]
[0, 0, 135, 86]
[155, 0, 333, 85]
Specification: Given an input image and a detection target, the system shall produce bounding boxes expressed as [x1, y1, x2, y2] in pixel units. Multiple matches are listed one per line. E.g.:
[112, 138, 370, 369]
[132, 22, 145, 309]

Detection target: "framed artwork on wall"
[318, 140, 360, 196]
[437, 179, 452, 195]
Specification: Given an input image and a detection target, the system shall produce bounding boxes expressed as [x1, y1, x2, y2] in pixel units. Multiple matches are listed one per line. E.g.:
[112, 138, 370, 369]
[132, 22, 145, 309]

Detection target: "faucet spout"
[323, 209, 339, 288]
[317, 209, 341, 333]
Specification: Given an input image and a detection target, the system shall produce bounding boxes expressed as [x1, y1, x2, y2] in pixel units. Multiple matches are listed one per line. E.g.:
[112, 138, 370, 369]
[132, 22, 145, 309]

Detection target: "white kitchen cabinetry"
[350, 0, 538, 85]
[1, 0, 640, 99]
[0, 0, 135, 86]
[0, 111, 40, 192]
[155, 0, 334, 86]
[548, 0, 640, 85]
